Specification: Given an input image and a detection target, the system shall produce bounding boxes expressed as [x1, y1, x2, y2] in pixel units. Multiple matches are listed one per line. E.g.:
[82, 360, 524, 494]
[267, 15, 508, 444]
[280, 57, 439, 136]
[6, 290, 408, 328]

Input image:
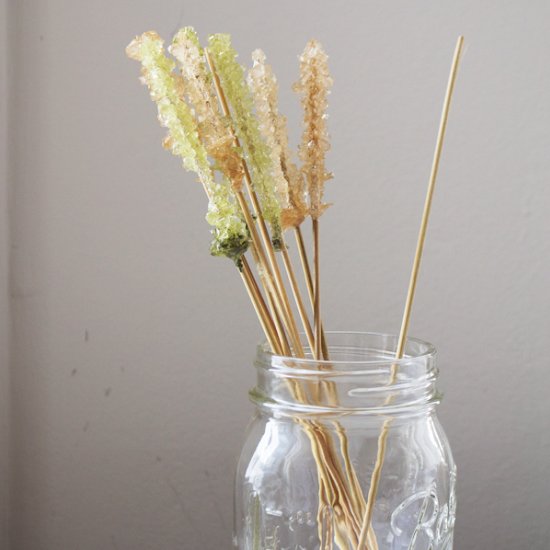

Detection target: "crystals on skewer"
[294, 39, 334, 221]
[248, 49, 308, 230]
[208, 34, 283, 248]
[126, 30, 249, 266]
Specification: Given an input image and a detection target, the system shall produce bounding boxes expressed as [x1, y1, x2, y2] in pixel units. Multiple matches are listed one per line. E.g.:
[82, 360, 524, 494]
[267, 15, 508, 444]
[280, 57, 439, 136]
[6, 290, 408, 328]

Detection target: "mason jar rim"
[256, 331, 436, 373]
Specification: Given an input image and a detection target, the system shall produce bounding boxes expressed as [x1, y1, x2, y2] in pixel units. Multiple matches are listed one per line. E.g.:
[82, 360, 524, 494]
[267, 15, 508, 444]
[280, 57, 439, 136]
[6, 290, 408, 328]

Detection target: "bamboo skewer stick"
[238, 163, 359, 544]
[279, 237, 327, 409]
[244, 174, 305, 357]
[308, 428, 357, 547]
[394, 37, 464, 367]
[309, 218, 331, 401]
[205, 195, 287, 361]
[356, 36, 464, 550]
[280, 243, 315, 352]
[241, 257, 281, 354]
[295, 226, 329, 359]
[267, 289, 292, 355]
[206, 176, 287, 362]
[237, 147, 304, 356]
[201, 181, 283, 357]
[240, 194, 299, 354]
[207, 177, 290, 359]
[250, 180, 360, 544]
[312, 218, 323, 359]
[239, 188, 302, 355]
[295, 223, 375, 545]
[234, 189, 292, 344]
[294, 225, 340, 404]
[335, 425, 365, 516]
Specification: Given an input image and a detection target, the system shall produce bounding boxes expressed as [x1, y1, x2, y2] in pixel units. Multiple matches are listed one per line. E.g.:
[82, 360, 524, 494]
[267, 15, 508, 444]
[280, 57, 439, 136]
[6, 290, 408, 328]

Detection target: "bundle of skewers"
[126, 28, 463, 549]
[126, 29, 332, 361]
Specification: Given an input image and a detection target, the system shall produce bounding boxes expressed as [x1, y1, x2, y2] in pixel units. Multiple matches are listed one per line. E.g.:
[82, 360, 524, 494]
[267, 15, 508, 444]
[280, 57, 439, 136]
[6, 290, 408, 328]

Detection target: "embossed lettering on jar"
[234, 332, 456, 550]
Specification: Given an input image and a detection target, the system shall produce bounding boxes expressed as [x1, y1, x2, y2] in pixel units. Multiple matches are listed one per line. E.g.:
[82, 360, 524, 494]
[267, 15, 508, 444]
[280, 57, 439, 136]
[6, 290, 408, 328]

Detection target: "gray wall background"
[2, 0, 549, 548]
[1, 0, 10, 547]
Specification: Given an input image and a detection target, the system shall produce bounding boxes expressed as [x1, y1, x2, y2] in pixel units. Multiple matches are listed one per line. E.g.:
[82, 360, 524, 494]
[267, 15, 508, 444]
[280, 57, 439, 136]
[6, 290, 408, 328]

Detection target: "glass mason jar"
[234, 332, 456, 550]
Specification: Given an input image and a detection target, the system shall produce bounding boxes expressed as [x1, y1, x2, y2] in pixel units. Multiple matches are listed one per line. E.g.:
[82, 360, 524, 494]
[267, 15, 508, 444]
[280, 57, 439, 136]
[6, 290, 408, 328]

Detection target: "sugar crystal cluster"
[127, 30, 249, 266]
[294, 39, 334, 220]
[207, 34, 284, 248]
[127, 28, 334, 264]
[170, 28, 244, 192]
[248, 50, 308, 229]
[126, 32, 212, 183]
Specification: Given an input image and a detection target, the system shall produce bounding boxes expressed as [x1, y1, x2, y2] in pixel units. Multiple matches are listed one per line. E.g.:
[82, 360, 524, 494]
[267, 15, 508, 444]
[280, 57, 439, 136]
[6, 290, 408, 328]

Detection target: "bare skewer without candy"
[356, 35, 465, 550]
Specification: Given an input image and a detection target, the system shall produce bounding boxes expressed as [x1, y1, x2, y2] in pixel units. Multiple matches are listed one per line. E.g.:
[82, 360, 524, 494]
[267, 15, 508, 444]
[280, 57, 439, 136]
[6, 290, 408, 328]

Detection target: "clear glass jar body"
[234, 332, 456, 550]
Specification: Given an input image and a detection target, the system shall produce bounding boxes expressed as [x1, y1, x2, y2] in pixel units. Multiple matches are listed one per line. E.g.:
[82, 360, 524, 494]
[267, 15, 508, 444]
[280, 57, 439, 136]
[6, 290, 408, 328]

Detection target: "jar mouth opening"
[256, 331, 436, 374]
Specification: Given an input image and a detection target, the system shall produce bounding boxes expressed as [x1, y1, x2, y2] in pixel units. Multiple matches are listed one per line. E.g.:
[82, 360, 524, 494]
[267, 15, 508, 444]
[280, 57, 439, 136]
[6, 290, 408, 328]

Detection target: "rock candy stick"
[247, 49, 308, 230]
[207, 34, 283, 248]
[294, 40, 333, 220]
[126, 31, 248, 265]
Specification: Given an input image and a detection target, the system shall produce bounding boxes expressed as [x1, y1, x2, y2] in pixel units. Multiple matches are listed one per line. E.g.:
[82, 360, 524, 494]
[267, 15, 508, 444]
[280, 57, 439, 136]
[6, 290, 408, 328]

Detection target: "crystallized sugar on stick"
[206, 180, 250, 265]
[247, 51, 287, 213]
[277, 121, 308, 230]
[170, 27, 244, 192]
[294, 40, 333, 220]
[126, 31, 213, 185]
[126, 31, 248, 265]
[208, 34, 283, 247]
[248, 50, 308, 230]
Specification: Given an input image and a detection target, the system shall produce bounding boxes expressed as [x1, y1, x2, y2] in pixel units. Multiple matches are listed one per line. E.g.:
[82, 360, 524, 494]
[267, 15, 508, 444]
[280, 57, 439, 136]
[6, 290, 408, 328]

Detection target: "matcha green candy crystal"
[126, 31, 249, 265]
[208, 34, 283, 248]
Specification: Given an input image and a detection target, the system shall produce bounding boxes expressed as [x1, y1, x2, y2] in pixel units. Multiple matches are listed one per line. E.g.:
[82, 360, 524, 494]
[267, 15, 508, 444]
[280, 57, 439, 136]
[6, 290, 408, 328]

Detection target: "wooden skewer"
[295, 222, 370, 543]
[356, 36, 465, 550]
[234, 189, 292, 348]
[280, 243, 315, 353]
[242, 166, 305, 357]
[201, 181, 283, 356]
[240, 256, 281, 354]
[300, 311, 374, 545]
[312, 218, 323, 360]
[266, 287, 292, 355]
[394, 37, 465, 366]
[294, 226, 329, 359]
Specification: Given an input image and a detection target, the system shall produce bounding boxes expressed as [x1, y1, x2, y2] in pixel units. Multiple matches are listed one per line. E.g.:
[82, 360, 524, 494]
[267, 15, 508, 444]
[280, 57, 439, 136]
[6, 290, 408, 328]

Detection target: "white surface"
[3, 1, 550, 549]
